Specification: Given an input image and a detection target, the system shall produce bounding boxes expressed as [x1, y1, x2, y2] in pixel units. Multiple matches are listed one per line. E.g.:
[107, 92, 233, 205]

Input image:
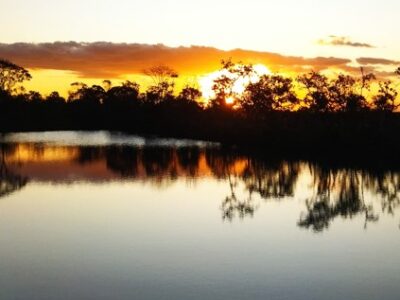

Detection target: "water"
[0, 132, 399, 300]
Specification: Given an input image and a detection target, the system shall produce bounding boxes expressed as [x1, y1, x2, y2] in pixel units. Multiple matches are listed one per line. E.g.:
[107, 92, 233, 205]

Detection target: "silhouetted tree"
[68, 82, 106, 105]
[105, 81, 140, 105]
[0, 59, 32, 94]
[146, 82, 175, 103]
[329, 74, 368, 112]
[25, 91, 43, 103]
[102, 80, 112, 92]
[143, 65, 178, 85]
[178, 85, 202, 102]
[372, 81, 399, 112]
[2, 58, 400, 153]
[144, 65, 178, 104]
[211, 59, 255, 108]
[298, 71, 332, 112]
[242, 75, 299, 114]
[46, 91, 66, 104]
[359, 67, 376, 98]
[298, 70, 374, 112]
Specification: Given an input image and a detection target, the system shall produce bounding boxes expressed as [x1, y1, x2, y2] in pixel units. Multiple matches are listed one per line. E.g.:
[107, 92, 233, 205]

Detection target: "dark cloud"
[357, 57, 400, 65]
[0, 42, 354, 78]
[318, 36, 375, 48]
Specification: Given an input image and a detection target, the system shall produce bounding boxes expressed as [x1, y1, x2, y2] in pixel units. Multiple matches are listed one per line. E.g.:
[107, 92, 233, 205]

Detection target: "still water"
[0, 131, 399, 300]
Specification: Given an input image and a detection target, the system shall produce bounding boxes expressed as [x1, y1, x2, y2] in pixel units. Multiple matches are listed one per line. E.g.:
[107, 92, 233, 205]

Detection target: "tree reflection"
[242, 160, 300, 199]
[298, 166, 380, 232]
[105, 147, 140, 177]
[211, 154, 301, 221]
[221, 173, 257, 221]
[176, 147, 201, 178]
[366, 172, 400, 215]
[0, 141, 399, 231]
[0, 144, 27, 197]
[75, 147, 103, 165]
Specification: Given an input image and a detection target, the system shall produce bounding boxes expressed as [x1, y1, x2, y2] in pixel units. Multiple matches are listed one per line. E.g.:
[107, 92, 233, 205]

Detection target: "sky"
[0, 0, 399, 95]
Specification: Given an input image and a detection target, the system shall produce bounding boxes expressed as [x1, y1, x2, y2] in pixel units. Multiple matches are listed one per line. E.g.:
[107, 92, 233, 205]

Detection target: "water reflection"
[0, 144, 28, 197]
[1, 141, 399, 231]
[298, 166, 379, 232]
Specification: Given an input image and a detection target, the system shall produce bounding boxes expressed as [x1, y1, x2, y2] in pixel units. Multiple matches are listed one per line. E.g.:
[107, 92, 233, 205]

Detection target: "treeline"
[1, 59, 400, 151]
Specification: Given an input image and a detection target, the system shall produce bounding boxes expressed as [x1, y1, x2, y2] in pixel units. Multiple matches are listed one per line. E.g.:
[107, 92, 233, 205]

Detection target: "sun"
[225, 96, 235, 105]
[198, 64, 272, 105]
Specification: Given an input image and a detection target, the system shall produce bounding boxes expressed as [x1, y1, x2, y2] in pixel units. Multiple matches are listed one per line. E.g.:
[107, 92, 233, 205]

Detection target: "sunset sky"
[1, 0, 399, 95]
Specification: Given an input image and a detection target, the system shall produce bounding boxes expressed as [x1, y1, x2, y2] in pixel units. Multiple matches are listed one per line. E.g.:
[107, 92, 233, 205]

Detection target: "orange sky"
[1, 0, 399, 95]
[0, 43, 396, 97]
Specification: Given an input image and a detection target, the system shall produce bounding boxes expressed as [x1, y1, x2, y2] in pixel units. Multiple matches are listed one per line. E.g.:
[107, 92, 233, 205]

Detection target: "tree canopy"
[0, 59, 32, 94]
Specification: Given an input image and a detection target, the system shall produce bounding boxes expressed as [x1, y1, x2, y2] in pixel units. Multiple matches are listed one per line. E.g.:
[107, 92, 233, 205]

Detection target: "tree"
[359, 67, 375, 98]
[105, 81, 140, 105]
[25, 91, 43, 103]
[329, 74, 370, 112]
[210, 59, 256, 108]
[143, 65, 178, 85]
[0, 59, 32, 94]
[298, 71, 373, 112]
[46, 91, 66, 104]
[146, 82, 175, 103]
[68, 82, 106, 105]
[143, 65, 178, 104]
[242, 74, 298, 113]
[372, 81, 399, 112]
[297, 71, 332, 112]
[102, 80, 112, 92]
[178, 85, 202, 102]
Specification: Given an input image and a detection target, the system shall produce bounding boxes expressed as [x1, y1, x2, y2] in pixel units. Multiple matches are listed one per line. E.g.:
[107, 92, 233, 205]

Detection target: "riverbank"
[1, 105, 399, 155]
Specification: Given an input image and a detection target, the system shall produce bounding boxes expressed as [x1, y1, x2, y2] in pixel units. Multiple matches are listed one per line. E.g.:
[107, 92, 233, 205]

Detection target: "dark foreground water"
[0, 131, 399, 300]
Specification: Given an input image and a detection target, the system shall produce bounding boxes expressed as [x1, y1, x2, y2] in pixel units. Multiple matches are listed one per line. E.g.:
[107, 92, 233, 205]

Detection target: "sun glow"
[199, 64, 272, 104]
[225, 97, 235, 105]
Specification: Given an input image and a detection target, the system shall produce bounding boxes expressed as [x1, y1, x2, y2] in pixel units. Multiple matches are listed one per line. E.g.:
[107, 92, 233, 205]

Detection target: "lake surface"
[0, 131, 399, 300]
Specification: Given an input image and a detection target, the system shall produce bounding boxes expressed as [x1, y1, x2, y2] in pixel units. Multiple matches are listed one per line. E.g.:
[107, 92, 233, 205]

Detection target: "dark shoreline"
[1, 109, 400, 152]
[3, 111, 400, 171]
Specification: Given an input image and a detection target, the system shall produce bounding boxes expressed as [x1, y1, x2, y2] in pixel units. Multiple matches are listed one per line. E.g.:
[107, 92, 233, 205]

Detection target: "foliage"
[242, 74, 299, 113]
[0, 59, 32, 94]
[143, 65, 179, 104]
[211, 59, 256, 108]
[373, 81, 399, 112]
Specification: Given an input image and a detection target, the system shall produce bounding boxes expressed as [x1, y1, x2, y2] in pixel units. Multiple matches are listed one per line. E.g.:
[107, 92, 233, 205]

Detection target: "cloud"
[318, 36, 375, 48]
[0, 42, 354, 79]
[357, 57, 400, 65]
